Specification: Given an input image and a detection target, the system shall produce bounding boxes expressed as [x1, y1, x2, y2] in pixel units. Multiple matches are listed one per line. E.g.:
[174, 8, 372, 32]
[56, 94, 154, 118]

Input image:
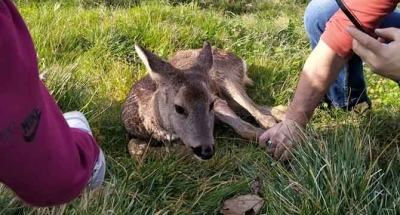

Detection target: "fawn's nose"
[192, 145, 215, 160]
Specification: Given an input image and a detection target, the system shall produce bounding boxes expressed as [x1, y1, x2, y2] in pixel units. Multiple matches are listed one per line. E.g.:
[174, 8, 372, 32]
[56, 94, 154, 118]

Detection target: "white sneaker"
[63, 111, 93, 135]
[63, 111, 106, 190]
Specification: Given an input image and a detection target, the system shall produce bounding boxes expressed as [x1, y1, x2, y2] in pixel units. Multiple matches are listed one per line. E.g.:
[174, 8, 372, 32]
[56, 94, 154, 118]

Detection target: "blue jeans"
[304, 0, 400, 109]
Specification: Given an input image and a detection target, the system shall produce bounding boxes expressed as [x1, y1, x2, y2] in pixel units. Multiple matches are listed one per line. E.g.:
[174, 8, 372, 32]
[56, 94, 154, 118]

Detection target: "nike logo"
[21, 107, 42, 142]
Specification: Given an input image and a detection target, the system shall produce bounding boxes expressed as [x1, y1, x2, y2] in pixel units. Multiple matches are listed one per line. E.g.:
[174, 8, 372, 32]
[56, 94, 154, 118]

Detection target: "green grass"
[1, 0, 399, 214]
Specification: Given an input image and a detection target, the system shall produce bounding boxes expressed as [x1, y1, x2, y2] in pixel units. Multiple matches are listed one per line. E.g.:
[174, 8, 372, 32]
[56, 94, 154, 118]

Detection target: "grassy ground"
[1, 0, 399, 214]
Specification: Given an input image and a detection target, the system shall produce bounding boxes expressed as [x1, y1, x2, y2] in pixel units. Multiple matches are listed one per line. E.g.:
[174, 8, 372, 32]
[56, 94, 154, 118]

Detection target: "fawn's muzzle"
[192, 145, 215, 160]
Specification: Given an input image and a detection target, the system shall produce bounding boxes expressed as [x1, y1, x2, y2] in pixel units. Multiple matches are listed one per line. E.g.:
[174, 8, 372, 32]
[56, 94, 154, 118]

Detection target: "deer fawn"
[122, 42, 286, 160]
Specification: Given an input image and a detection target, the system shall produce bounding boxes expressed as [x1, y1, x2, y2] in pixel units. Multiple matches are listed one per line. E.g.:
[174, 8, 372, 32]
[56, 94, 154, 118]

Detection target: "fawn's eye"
[175, 105, 186, 115]
[209, 101, 215, 111]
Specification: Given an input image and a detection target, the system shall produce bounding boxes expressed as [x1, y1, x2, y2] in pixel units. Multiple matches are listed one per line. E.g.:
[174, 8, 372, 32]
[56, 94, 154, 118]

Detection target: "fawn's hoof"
[257, 114, 278, 129]
[271, 105, 288, 122]
[128, 139, 147, 158]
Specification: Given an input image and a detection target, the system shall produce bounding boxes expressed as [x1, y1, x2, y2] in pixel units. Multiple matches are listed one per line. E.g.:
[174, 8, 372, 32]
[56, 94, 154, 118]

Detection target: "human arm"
[0, 0, 102, 207]
[259, 0, 399, 160]
[259, 41, 346, 160]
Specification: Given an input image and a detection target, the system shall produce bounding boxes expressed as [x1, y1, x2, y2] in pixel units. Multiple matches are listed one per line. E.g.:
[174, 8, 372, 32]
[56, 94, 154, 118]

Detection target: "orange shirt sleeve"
[321, 0, 399, 59]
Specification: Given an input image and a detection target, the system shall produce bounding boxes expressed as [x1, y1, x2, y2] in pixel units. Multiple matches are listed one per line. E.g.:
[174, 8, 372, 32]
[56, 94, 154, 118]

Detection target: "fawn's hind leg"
[214, 98, 264, 141]
[222, 81, 277, 129]
[128, 138, 148, 158]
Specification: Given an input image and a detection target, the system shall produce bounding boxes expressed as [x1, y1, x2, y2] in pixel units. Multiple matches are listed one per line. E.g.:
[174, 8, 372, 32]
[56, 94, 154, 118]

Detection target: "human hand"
[258, 119, 304, 161]
[346, 26, 400, 82]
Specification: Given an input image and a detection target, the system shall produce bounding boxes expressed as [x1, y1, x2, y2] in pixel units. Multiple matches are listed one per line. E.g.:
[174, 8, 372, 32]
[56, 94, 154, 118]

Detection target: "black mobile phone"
[335, 0, 377, 38]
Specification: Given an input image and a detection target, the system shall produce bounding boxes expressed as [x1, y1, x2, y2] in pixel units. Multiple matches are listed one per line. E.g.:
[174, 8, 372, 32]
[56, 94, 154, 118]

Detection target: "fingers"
[346, 26, 383, 55]
[273, 140, 286, 159]
[352, 40, 376, 62]
[260, 132, 278, 155]
[375, 27, 400, 41]
[272, 137, 294, 160]
[266, 145, 275, 154]
[258, 130, 271, 148]
[280, 150, 293, 161]
[377, 37, 386, 43]
[266, 133, 281, 155]
[259, 123, 282, 148]
[260, 122, 297, 161]
[273, 139, 295, 161]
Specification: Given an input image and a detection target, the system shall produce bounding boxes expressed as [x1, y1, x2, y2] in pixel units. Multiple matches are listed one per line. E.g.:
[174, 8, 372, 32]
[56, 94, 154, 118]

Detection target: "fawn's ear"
[195, 42, 213, 73]
[135, 43, 174, 83]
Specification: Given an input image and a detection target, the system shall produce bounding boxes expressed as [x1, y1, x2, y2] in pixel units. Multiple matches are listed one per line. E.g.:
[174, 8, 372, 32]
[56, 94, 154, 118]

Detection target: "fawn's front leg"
[214, 97, 264, 141]
[222, 81, 277, 129]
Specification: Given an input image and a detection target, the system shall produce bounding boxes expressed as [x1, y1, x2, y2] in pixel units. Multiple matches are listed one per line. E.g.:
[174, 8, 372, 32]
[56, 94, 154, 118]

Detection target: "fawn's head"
[135, 42, 216, 160]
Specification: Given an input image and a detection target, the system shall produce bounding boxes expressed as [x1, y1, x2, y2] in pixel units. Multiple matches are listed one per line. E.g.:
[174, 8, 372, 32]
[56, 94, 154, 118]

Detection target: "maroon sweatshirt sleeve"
[0, 0, 100, 207]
